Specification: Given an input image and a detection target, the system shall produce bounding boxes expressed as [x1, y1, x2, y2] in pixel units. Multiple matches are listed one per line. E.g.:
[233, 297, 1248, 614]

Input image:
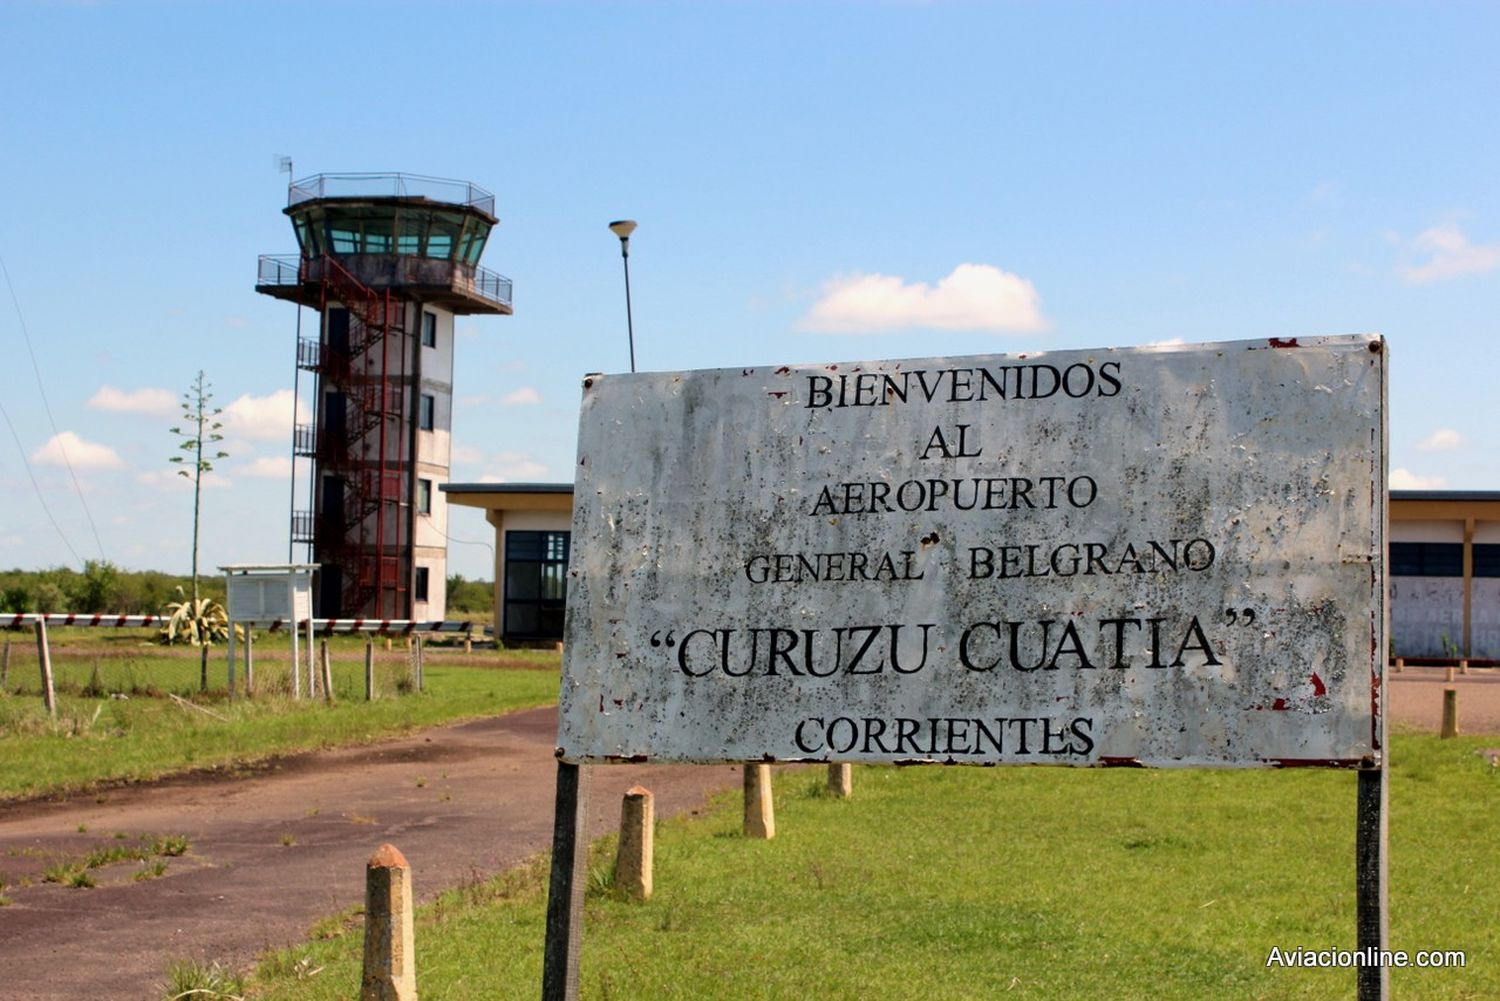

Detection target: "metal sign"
[558, 335, 1386, 768]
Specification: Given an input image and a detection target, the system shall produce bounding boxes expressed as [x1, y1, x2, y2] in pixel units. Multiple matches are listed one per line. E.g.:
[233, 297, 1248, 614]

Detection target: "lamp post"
[609, 220, 637, 373]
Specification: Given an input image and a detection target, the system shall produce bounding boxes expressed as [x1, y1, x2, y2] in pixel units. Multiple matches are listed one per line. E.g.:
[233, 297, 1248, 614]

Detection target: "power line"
[0, 396, 84, 565]
[0, 253, 107, 564]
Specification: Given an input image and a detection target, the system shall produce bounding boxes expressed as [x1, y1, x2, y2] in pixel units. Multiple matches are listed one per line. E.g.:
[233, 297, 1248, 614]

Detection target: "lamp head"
[609, 219, 638, 241]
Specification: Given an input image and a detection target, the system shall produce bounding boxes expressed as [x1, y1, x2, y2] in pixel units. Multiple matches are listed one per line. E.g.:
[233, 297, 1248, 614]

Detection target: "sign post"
[545, 336, 1387, 998]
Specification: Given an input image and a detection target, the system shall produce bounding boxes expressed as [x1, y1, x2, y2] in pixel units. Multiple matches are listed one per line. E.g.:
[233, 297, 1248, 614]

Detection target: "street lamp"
[609, 220, 637, 373]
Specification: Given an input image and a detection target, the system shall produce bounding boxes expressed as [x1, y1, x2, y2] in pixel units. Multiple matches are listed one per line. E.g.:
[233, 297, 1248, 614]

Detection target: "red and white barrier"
[253, 619, 485, 636]
[3, 614, 486, 635]
[3, 613, 169, 628]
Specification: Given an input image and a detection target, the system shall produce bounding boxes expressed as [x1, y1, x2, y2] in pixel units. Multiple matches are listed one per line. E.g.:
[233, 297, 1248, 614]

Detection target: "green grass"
[162, 958, 247, 1000]
[247, 731, 1499, 1000]
[0, 635, 559, 799]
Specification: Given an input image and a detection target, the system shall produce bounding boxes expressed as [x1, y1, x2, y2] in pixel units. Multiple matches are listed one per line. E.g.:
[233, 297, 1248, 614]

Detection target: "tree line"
[0, 563, 493, 617]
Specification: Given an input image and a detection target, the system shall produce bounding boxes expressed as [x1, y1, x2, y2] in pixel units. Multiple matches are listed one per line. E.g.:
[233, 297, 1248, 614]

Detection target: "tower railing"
[257, 253, 513, 311]
[287, 173, 496, 217]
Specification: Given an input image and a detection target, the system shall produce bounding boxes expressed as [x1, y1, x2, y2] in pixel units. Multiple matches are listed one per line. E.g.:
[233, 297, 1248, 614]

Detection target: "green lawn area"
[0, 628, 559, 800]
[248, 730, 1498, 1000]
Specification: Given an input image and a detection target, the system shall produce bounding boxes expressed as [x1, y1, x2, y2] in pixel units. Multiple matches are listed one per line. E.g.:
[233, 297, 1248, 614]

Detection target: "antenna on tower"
[275, 155, 294, 193]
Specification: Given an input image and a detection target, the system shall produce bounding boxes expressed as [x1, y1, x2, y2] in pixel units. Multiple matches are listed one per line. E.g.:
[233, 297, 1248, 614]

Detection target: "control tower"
[256, 173, 512, 619]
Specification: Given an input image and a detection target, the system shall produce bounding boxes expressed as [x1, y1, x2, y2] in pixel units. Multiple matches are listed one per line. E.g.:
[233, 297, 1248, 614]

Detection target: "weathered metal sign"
[558, 335, 1386, 768]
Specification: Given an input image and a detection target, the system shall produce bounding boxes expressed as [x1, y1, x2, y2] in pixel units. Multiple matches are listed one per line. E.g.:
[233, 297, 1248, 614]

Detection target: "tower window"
[419, 394, 435, 431]
[418, 478, 432, 514]
[414, 566, 430, 602]
[421, 312, 437, 348]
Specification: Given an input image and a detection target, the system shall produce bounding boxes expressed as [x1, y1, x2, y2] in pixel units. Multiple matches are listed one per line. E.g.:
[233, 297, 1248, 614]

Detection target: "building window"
[504, 531, 570, 641]
[414, 566, 430, 602]
[421, 311, 437, 348]
[419, 394, 435, 431]
[417, 478, 432, 514]
[1390, 542, 1464, 577]
[1473, 544, 1500, 578]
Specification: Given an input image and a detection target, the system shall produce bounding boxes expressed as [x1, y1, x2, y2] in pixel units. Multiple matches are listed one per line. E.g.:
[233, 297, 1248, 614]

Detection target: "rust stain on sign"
[559, 336, 1386, 769]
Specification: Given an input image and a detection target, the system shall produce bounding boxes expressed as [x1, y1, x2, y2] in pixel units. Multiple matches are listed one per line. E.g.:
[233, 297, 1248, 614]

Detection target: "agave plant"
[160, 586, 230, 646]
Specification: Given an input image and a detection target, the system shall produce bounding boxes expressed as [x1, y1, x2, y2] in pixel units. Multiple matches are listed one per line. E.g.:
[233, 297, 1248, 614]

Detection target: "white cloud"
[239, 456, 292, 478]
[1417, 429, 1463, 452]
[476, 450, 550, 482]
[87, 385, 176, 417]
[31, 431, 124, 470]
[1398, 224, 1500, 285]
[799, 263, 1048, 334]
[222, 389, 299, 442]
[502, 387, 542, 406]
[451, 443, 485, 465]
[1390, 468, 1448, 490]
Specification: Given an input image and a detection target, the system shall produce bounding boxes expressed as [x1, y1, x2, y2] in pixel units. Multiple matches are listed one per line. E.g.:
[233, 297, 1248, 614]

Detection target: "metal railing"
[287, 173, 496, 216]
[257, 254, 512, 310]
[296, 336, 320, 369]
[258, 254, 302, 286]
[466, 267, 514, 309]
[291, 510, 315, 544]
[292, 424, 317, 456]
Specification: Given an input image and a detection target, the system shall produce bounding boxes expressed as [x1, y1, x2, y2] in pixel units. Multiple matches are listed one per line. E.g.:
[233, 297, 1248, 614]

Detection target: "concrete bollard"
[362, 843, 417, 1000]
[827, 763, 852, 799]
[615, 786, 654, 901]
[1461, 658, 1469, 676]
[366, 641, 376, 700]
[1441, 688, 1459, 739]
[743, 763, 775, 839]
[1394, 657, 1403, 674]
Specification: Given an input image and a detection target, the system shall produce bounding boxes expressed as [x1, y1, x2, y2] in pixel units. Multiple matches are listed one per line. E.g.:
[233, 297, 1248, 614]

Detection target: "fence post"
[365, 641, 376, 700]
[306, 618, 316, 698]
[199, 644, 209, 693]
[415, 635, 424, 692]
[743, 763, 775, 839]
[2, 637, 11, 690]
[361, 843, 417, 1001]
[321, 640, 335, 703]
[827, 763, 852, 799]
[1441, 688, 1459, 739]
[245, 629, 254, 696]
[33, 619, 56, 717]
[291, 621, 302, 700]
[615, 786, 654, 901]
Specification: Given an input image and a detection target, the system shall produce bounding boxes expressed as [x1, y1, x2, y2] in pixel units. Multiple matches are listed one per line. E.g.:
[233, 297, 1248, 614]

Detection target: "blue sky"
[2, 1, 1497, 580]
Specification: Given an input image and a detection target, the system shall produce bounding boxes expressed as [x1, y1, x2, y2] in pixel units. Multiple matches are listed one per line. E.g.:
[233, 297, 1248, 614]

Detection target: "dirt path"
[0, 672, 1493, 1000]
[0, 707, 745, 1000]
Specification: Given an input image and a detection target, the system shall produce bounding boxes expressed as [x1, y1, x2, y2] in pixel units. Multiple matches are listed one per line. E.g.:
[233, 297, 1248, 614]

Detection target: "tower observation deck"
[256, 173, 513, 619]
